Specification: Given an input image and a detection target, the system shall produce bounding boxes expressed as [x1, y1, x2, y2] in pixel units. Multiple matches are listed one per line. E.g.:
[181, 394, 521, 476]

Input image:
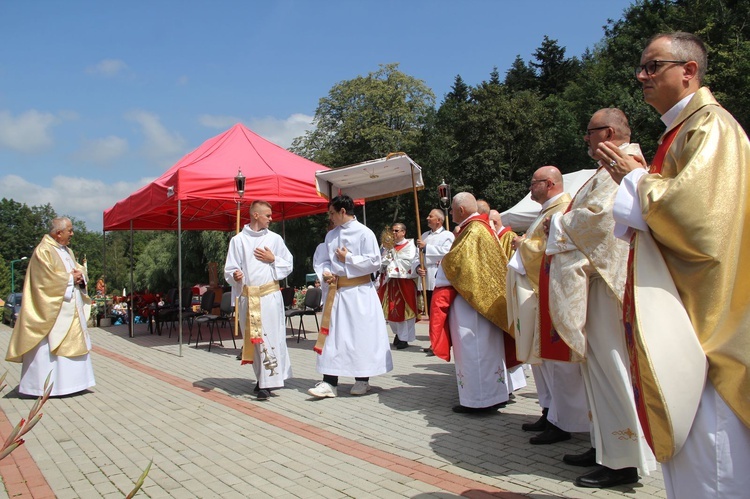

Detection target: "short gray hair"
[49, 217, 71, 234]
[649, 32, 707, 82]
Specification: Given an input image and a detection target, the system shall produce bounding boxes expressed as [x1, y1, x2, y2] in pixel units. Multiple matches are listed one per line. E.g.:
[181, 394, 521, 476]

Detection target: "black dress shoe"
[575, 466, 639, 488]
[563, 447, 597, 467]
[396, 341, 409, 350]
[452, 404, 500, 414]
[522, 407, 548, 432]
[529, 423, 571, 445]
[424, 348, 435, 356]
[256, 389, 271, 400]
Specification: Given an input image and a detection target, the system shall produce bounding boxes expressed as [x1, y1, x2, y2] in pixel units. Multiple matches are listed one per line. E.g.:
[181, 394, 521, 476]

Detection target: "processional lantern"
[438, 179, 451, 229]
[234, 168, 246, 199]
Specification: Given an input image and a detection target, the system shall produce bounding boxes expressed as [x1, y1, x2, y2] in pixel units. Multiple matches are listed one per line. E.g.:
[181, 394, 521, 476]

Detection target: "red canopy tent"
[102, 123, 334, 348]
[104, 123, 331, 231]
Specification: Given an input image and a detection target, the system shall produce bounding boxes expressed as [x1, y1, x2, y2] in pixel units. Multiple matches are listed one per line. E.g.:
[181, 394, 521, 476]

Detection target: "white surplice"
[417, 227, 455, 292]
[224, 226, 293, 389]
[313, 219, 393, 377]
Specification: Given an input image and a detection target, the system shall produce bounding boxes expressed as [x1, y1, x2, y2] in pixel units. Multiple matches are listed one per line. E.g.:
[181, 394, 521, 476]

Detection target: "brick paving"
[0, 318, 666, 498]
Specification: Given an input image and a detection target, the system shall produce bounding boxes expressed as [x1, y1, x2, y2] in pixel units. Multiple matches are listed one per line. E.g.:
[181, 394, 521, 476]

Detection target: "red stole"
[623, 124, 682, 451]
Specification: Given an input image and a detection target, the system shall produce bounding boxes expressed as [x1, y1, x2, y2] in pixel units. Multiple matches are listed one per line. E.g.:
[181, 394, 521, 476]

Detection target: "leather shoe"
[452, 404, 500, 414]
[563, 447, 597, 467]
[522, 408, 548, 432]
[396, 341, 409, 350]
[424, 348, 435, 357]
[256, 389, 271, 400]
[529, 423, 571, 445]
[575, 466, 639, 488]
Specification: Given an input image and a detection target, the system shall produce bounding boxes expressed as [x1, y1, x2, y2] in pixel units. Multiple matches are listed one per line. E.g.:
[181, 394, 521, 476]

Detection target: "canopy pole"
[178, 200, 183, 357]
[410, 162, 428, 317]
[129, 222, 134, 338]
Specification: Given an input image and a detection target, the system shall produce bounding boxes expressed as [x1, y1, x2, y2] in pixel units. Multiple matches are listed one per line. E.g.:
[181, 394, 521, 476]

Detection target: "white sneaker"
[308, 381, 337, 398]
[350, 380, 370, 395]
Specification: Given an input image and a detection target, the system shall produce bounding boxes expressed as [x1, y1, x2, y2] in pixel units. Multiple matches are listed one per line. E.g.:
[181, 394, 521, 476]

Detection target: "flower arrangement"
[294, 287, 308, 310]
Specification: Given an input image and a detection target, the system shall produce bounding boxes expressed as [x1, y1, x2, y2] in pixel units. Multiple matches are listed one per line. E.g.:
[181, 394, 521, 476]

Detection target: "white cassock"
[381, 239, 419, 342]
[313, 218, 393, 377]
[417, 227, 455, 293]
[312, 242, 329, 307]
[435, 265, 508, 409]
[615, 168, 750, 498]
[224, 226, 293, 389]
[21, 245, 95, 397]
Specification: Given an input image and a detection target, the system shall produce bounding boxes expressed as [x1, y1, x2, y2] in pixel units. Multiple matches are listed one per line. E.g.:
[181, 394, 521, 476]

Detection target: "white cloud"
[0, 174, 153, 232]
[126, 110, 187, 161]
[199, 113, 315, 148]
[86, 59, 128, 77]
[0, 110, 59, 153]
[73, 135, 129, 165]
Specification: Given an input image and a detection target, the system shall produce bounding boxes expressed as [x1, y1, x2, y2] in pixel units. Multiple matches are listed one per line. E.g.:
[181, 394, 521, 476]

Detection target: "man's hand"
[232, 270, 244, 282]
[254, 246, 275, 263]
[335, 246, 348, 262]
[416, 238, 426, 249]
[511, 234, 526, 250]
[72, 269, 85, 286]
[322, 271, 336, 285]
[542, 217, 551, 236]
[417, 266, 426, 277]
[598, 141, 648, 185]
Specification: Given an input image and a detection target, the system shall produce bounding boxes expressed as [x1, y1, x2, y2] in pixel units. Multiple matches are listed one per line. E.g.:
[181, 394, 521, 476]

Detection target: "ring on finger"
[609, 160, 617, 167]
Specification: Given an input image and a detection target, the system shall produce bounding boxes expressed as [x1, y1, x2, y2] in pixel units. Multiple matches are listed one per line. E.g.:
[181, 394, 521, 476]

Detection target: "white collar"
[661, 92, 695, 128]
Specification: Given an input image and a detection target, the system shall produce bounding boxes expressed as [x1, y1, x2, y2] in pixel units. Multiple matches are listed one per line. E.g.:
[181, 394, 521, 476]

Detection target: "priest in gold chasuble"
[603, 32, 750, 499]
[6, 217, 95, 397]
[429, 192, 515, 413]
[546, 109, 656, 488]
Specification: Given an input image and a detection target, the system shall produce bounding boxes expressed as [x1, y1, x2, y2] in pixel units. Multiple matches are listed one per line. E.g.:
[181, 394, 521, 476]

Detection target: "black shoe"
[452, 404, 500, 414]
[253, 382, 259, 393]
[236, 353, 242, 360]
[522, 407, 548, 432]
[529, 423, 571, 445]
[575, 466, 639, 488]
[256, 389, 271, 400]
[396, 341, 409, 350]
[393, 335, 399, 346]
[424, 348, 435, 357]
[563, 447, 597, 467]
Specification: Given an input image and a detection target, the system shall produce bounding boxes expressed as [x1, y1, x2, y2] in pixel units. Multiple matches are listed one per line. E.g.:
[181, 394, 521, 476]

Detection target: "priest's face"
[55, 220, 74, 246]
[637, 37, 689, 115]
[391, 225, 406, 243]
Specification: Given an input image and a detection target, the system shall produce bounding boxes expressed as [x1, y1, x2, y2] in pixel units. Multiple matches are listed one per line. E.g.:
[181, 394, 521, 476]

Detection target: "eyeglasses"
[530, 179, 551, 186]
[584, 125, 611, 137]
[635, 59, 687, 76]
[392, 229, 403, 232]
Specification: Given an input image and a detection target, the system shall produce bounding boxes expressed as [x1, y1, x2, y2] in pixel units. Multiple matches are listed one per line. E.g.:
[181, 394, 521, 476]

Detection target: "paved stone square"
[0, 318, 665, 498]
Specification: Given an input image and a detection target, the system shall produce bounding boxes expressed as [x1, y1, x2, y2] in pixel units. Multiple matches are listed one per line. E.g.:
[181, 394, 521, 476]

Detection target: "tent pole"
[410, 162, 428, 317]
[178, 200, 183, 357]
[129, 222, 134, 338]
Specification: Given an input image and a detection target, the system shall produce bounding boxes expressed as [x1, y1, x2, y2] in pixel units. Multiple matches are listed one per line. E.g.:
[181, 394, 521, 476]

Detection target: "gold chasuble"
[518, 193, 572, 293]
[7, 235, 91, 362]
[548, 168, 629, 359]
[635, 87, 750, 430]
[441, 217, 512, 331]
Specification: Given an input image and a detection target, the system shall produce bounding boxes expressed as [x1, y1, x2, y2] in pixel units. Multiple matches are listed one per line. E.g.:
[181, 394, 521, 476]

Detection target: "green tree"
[504, 55, 538, 92]
[531, 36, 581, 97]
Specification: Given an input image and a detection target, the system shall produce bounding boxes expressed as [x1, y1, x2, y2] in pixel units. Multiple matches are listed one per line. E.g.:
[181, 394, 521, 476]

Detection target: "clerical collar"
[541, 192, 565, 211]
[458, 212, 480, 228]
[661, 92, 695, 128]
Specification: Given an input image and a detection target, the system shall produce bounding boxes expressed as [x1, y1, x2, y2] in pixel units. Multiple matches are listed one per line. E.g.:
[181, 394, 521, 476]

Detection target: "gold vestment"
[637, 87, 750, 428]
[6, 234, 91, 362]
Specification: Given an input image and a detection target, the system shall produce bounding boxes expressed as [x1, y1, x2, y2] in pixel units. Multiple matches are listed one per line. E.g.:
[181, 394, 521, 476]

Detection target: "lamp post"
[10, 257, 28, 293]
[437, 179, 451, 230]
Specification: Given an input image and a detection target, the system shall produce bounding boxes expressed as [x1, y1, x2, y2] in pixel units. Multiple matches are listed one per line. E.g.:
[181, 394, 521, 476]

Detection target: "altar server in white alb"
[225, 200, 293, 401]
[309, 195, 393, 398]
[416, 209, 454, 316]
[6, 217, 95, 397]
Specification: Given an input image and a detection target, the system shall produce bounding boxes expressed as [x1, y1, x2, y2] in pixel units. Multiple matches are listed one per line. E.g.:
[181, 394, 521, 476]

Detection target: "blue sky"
[0, 0, 634, 231]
